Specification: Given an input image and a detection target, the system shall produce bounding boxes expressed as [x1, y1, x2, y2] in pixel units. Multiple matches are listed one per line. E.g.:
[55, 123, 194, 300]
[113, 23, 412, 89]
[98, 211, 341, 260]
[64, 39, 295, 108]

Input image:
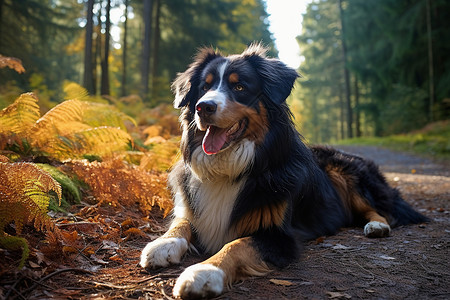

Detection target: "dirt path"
[1, 146, 449, 299]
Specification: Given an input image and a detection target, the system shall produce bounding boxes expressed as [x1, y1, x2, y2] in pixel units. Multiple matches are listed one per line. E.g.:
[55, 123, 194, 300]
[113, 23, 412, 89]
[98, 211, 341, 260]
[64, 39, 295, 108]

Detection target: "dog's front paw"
[140, 237, 188, 269]
[364, 221, 391, 238]
[173, 264, 225, 299]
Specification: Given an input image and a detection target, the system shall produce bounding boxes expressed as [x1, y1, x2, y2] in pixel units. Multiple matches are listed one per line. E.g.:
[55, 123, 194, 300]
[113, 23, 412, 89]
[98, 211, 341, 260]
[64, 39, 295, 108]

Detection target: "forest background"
[0, 0, 449, 288]
[1, 0, 449, 142]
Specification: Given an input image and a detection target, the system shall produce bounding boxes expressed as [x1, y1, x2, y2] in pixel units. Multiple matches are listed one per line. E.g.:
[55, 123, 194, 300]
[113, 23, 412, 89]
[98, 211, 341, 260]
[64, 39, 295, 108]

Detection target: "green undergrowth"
[35, 164, 82, 212]
[336, 120, 450, 161]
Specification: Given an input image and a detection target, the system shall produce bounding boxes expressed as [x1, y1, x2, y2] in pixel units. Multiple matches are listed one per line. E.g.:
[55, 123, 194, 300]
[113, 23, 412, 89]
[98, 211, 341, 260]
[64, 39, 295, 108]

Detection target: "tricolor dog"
[140, 44, 428, 299]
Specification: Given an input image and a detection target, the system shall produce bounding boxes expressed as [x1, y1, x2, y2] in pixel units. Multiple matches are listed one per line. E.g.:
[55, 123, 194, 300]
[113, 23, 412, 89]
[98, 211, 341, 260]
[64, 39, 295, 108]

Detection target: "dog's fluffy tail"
[390, 190, 429, 226]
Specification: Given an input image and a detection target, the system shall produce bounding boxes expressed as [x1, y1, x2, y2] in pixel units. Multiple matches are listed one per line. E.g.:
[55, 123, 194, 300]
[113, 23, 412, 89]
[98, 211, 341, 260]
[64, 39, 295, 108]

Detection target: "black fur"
[171, 43, 428, 270]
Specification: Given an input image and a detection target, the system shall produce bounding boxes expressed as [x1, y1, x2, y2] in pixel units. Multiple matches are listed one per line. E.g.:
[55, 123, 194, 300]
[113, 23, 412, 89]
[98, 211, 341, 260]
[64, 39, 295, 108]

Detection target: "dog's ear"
[243, 43, 299, 104]
[172, 48, 221, 109]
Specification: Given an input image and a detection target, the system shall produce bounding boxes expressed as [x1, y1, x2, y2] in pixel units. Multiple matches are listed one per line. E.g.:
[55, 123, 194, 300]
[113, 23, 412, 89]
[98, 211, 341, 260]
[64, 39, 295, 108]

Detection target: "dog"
[140, 43, 428, 299]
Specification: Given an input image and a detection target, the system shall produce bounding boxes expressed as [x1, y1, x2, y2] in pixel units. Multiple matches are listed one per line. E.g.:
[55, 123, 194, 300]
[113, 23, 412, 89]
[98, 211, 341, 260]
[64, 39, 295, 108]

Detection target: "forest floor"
[1, 145, 449, 299]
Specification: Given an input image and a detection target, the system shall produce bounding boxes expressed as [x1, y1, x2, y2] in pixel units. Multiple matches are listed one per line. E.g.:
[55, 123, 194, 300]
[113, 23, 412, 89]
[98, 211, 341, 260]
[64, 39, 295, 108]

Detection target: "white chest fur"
[173, 139, 255, 253]
[190, 178, 246, 253]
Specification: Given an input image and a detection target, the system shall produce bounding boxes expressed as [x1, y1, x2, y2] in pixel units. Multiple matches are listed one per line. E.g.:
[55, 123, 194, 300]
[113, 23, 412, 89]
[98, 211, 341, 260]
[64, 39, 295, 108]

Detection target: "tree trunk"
[426, 0, 435, 122]
[93, 6, 102, 95]
[354, 75, 362, 137]
[101, 0, 111, 96]
[141, 0, 153, 101]
[121, 0, 129, 97]
[339, 0, 353, 138]
[0, 0, 4, 51]
[150, 0, 161, 99]
[339, 87, 345, 140]
[83, 0, 95, 95]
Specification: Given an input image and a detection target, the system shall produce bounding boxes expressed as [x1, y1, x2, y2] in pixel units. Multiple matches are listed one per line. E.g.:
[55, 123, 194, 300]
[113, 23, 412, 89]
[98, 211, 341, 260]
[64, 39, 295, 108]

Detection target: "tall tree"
[121, 0, 129, 97]
[100, 0, 111, 95]
[141, 0, 153, 101]
[150, 0, 161, 98]
[296, 0, 346, 142]
[339, 0, 353, 138]
[425, 0, 434, 122]
[83, 0, 95, 95]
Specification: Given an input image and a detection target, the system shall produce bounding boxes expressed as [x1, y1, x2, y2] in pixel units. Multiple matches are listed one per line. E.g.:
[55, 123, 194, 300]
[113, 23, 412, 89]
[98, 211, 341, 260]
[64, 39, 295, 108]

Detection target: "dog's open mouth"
[202, 119, 248, 155]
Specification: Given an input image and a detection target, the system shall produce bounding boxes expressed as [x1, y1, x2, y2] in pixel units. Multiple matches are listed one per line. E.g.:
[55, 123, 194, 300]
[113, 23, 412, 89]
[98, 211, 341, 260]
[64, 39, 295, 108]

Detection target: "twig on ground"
[20, 268, 93, 297]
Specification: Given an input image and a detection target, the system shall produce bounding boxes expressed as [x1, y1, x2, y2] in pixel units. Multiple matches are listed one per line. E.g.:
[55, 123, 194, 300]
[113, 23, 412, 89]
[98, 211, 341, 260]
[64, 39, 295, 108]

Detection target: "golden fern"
[0, 54, 25, 73]
[0, 155, 61, 268]
[63, 82, 89, 101]
[39, 126, 132, 159]
[25, 99, 134, 159]
[69, 159, 173, 216]
[0, 93, 40, 136]
[0, 157, 62, 234]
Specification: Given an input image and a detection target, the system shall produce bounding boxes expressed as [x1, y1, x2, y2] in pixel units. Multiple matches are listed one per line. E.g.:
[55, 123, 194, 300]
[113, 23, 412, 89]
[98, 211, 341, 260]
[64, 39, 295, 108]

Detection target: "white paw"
[364, 221, 391, 238]
[173, 264, 225, 299]
[140, 237, 188, 269]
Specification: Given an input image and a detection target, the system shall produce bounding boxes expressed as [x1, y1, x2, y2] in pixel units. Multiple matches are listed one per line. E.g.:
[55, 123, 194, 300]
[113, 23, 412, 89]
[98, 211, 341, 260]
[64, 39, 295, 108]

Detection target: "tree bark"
[141, 0, 153, 101]
[426, 0, 435, 122]
[83, 0, 95, 95]
[121, 0, 129, 97]
[151, 0, 161, 99]
[354, 75, 361, 137]
[339, 0, 353, 138]
[101, 0, 111, 95]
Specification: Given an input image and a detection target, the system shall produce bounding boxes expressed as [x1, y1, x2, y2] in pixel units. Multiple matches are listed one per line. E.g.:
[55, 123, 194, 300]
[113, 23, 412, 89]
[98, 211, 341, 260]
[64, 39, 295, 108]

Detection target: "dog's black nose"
[196, 101, 217, 116]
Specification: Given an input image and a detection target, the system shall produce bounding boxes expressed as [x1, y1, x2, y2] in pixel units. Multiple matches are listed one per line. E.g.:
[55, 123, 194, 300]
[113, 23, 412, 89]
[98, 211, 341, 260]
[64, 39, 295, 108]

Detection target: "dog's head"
[172, 43, 298, 156]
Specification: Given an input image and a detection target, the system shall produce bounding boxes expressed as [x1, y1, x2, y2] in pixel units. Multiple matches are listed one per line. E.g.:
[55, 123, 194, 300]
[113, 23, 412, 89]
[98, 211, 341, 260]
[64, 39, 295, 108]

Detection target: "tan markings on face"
[326, 166, 389, 225]
[201, 237, 272, 286]
[210, 101, 269, 145]
[234, 201, 288, 236]
[228, 72, 239, 84]
[205, 73, 214, 85]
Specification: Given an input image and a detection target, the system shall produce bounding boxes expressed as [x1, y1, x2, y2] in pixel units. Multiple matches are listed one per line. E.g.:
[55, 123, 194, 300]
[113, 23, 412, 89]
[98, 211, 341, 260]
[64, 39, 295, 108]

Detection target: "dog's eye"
[202, 84, 210, 91]
[234, 84, 244, 91]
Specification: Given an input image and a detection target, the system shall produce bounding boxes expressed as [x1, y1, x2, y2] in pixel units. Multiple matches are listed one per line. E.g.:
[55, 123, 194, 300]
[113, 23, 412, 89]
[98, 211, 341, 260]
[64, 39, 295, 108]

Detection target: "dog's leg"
[362, 209, 391, 238]
[326, 168, 391, 238]
[140, 218, 192, 269]
[173, 237, 271, 299]
[350, 194, 391, 237]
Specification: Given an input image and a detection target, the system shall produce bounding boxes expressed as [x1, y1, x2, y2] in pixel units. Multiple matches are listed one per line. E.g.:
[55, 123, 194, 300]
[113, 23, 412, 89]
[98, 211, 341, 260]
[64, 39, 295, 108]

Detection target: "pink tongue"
[202, 126, 228, 155]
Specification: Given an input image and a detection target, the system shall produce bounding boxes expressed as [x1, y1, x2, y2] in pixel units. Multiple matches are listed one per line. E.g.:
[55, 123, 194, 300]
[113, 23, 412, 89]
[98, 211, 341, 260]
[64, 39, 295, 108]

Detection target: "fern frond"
[30, 100, 135, 156]
[38, 126, 132, 159]
[0, 55, 25, 73]
[0, 236, 29, 269]
[0, 93, 40, 136]
[31, 99, 85, 136]
[63, 82, 89, 101]
[0, 161, 61, 235]
[83, 102, 137, 129]
[69, 159, 173, 216]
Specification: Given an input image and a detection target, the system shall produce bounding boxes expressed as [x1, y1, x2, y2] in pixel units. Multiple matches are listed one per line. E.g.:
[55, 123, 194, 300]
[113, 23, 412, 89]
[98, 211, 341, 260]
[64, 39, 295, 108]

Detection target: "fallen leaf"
[332, 244, 351, 250]
[380, 255, 395, 260]
[269, 279, 294, 286]
[109, 254, 124, 263]
[28, 261, 40, 268]
[315, 236, 325, 244]
[326, 291, 352, 299]
[90, 254, 109, 265]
